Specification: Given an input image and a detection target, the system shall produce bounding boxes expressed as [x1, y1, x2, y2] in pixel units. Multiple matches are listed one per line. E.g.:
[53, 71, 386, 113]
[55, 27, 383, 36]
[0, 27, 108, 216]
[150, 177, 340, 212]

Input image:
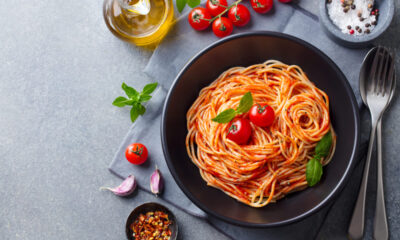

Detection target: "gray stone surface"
[0, 0, 399, 240]
[0, 0, 227, 239]
[297, 0, 319, 15]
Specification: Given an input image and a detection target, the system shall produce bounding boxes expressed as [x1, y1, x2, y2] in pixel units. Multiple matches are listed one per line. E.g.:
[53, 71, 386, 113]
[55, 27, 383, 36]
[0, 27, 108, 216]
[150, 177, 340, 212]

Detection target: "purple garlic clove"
[150, 166, 163, 195]
[100, 175, 137, 197]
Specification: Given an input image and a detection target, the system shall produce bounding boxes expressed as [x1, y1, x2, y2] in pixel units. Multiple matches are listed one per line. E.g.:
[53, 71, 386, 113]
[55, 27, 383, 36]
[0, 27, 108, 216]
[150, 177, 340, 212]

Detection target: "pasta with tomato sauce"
[185, 60, 336, 207]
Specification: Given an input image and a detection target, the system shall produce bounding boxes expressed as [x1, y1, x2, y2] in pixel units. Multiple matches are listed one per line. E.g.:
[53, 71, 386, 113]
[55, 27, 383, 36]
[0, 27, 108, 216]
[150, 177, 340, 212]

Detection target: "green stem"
[201, 0, 242, 22]
[215, 2, 228, 8]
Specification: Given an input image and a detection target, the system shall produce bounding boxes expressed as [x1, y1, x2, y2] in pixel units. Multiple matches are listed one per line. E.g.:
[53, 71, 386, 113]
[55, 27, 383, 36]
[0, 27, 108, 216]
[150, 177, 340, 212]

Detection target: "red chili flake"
[131, 211, 172, 240]
[349, 29, 355, 34]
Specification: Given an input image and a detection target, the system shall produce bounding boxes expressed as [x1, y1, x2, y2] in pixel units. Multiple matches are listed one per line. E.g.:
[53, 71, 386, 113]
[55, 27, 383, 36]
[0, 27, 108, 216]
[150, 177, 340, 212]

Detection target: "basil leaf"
[137, 103, 146, 115]
[187, 0, 200, 8]
[176, 0, 187, 13]
[123, 99, 136, 105]
[139, 94, 152, 102]
[112, 96, 129, 107]
[236, 92, 253, 114]
[306, 157, 323, 187]
[130, 105, 140, 123]
[122, 82, 139, 99]
[142, 82, 158, 95]
[315, 132, 332, 158]
[212, 109, 236, 123]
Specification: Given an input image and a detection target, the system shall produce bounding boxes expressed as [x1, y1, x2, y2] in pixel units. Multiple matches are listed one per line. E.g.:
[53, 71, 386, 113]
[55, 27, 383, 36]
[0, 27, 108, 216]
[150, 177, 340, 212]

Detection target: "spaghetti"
[186, 60, 336, 207]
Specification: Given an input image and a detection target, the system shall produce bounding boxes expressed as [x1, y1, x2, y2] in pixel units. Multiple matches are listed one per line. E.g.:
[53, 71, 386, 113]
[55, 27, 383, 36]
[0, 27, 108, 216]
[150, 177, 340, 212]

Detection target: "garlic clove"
[150, 166, 163, 195]
[100, 175, 137, 197]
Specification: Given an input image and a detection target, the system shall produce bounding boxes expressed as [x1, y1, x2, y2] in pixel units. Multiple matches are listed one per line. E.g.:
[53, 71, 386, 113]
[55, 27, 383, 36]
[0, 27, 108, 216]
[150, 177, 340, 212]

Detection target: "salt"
[327, 0, 376, 36]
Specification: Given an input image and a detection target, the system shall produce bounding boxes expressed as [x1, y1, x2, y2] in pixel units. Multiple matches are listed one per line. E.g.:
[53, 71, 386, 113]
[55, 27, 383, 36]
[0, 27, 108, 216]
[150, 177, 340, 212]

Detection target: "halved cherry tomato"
[125, 143, 148, 165]
[228, 4, 251, 27]
[250, 0, 273, 14]
[206, 0, 228, 17]
[212, 17, 233, 38]
[249, 104, 275, 127]
[188, 7, 212, 31]
[227, 118, 252, 145]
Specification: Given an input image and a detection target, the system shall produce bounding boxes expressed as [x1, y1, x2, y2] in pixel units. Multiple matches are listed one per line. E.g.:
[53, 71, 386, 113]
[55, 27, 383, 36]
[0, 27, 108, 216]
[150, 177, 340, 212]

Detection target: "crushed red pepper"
[131, 211, 172, 240]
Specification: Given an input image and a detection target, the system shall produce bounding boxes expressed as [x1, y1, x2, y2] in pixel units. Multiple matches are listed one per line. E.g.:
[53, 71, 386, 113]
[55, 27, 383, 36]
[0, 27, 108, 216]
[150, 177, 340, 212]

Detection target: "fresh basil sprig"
[113, 82, 158, 123]
[212, 92, 253, 123]
[306, 132, 333, 187]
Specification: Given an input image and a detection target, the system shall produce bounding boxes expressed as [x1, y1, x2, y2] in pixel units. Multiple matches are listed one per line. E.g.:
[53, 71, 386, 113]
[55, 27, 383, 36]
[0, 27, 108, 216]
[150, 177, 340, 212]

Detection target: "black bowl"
[161, 32, 360, 227]
[319, 0, 395, 48]
[125, 202, 178, 240]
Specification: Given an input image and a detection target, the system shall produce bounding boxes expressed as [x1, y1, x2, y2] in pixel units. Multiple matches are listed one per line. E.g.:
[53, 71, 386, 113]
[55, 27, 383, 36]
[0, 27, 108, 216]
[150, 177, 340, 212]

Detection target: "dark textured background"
[0, 0, 398, 239]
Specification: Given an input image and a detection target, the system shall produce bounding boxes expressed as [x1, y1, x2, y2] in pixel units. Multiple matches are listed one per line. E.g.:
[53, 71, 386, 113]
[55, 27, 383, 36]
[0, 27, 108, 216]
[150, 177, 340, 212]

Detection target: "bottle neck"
[117, 0, 150, 15]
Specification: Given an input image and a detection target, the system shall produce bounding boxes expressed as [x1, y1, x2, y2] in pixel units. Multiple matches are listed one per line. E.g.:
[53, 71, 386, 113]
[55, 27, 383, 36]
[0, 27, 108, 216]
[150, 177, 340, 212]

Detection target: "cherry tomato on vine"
[188, 7, 212, 31]
[249, 104, 275, 127]
[228, 4, 251, 27]
[250, 0, 273, 14]
[125, 143, 148, 165]
[227, 118, 252, 145]
[212, 17, 233, 38]
[206, 0, 228, 17]
[278, 0, 292, 3]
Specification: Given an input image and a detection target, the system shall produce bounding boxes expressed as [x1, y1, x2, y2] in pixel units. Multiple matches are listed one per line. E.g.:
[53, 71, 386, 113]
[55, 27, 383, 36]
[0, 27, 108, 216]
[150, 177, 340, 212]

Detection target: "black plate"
[161, 32, 360, 227]
[125, 202, 178, 240]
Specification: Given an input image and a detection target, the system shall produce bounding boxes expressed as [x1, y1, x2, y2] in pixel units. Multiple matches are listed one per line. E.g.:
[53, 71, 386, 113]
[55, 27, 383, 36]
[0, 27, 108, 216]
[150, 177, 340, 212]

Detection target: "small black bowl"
[161, 32, 360, 227]
[319, 0, 395, 48]
[125, 202, 178, 240]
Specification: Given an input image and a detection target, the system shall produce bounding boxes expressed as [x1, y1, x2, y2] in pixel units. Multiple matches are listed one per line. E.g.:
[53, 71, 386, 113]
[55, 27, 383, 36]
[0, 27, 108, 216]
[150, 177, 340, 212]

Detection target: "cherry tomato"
[188, 7, 212, 31]
[206, 0, 228, 17]
[250, 0, 273, 14]
[227, 118, 252, 145]
[212, 17, 233, 38]
[249, 104, 275, 127]
[278, 0, 292, 2]
[125, 143, 148, 165]
[228, 4, 251, 27]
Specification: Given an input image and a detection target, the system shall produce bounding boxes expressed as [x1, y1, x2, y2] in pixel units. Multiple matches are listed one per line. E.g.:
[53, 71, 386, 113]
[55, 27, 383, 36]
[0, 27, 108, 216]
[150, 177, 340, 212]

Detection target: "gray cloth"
[109, 3, 370, 239]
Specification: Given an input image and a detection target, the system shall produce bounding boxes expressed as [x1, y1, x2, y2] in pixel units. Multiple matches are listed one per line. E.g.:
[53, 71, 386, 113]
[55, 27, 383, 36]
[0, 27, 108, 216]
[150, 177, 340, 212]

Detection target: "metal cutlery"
[348, 46, 396, 240]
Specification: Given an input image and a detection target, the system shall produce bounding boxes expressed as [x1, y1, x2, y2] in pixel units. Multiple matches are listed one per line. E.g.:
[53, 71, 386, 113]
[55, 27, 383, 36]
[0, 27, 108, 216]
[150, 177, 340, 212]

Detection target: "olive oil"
[103, 0, 174, 47]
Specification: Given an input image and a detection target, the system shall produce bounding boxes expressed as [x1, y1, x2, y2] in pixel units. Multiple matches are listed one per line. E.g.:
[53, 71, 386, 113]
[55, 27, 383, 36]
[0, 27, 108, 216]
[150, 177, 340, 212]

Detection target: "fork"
[348, 47, 396, 240]
[374, 50, 395, 240]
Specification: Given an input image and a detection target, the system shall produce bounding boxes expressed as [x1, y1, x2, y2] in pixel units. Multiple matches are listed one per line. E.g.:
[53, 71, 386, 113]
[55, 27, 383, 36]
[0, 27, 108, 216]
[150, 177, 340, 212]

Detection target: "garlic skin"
[150, 166, 163, 195]
[100, 175, 137, 197]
